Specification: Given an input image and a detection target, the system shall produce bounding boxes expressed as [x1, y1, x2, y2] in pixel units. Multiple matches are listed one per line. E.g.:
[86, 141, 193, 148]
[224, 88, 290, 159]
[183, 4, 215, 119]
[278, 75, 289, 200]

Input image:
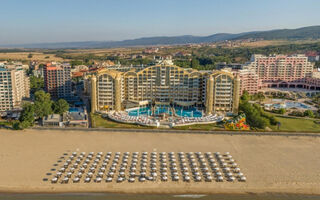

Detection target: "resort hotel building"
[0, 62, 30, 112]
[44, 63, 72, 100]
[244, 54, 317, 89]
[233, 54, 319, 94]
[85, 61, 240, 117]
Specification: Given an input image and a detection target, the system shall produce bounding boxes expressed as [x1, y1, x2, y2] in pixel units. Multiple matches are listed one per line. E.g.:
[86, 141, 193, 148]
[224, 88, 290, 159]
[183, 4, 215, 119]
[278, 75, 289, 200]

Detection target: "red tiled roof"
[72, 72, 83, 77]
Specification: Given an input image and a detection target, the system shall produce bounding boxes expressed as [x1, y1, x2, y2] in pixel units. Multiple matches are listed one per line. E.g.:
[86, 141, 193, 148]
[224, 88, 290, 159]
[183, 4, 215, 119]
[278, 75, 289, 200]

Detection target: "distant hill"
[1, 25, 320, 49]
[236, 26, 320, 40]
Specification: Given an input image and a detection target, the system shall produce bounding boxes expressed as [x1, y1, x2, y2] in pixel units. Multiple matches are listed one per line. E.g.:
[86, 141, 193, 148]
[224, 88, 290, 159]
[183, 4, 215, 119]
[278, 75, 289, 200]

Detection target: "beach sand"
[0, 129, 319, 195]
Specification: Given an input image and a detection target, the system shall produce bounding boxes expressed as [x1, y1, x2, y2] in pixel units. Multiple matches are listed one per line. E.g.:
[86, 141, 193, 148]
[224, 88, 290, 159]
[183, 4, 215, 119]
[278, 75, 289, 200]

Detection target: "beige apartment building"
[0, 63, 30, 111]
[86, 64, 240, 115]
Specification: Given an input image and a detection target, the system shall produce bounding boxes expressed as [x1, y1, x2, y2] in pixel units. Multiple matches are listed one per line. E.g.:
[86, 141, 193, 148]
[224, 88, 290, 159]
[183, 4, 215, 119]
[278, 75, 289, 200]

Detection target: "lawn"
[270, 116, 320, 132]
[175, 115, 320, 132]
[173, 122, 224, 131]
[90, 113, 153, 129]
[0, 120, 14, 129]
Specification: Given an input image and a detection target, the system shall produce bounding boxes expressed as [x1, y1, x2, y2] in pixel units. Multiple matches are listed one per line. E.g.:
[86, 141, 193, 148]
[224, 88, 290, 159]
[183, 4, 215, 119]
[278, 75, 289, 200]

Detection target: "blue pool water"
[127, 106, 203, 117]
[69, 107, 84, 112]
[272, 102, 311, 109]
[175, 107, 203, 117]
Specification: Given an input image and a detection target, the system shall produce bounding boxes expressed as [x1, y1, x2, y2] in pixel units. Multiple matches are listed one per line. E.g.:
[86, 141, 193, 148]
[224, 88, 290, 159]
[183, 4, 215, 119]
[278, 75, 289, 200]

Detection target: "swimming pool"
[270, 102, 311, 109]
[127, 105, 203, 117]
[69, 107, 84, 112]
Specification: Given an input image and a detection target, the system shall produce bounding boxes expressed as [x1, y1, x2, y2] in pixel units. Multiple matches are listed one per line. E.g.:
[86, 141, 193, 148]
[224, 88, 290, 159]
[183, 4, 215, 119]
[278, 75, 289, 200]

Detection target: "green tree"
[315, 61, 320, 68]
[240, 91, 250, 103]
[304, 110, 315, 118]
[174, 59, 191, 68]
[12, 122, 21, 130]
[278, 108, 286, 115]
[191, 58, 200, 69]
[312, 94, 320, 107]
[268, 115, 278, 126]
[28, 53, 33, 58]
[53, 99, 69, 115]
[30, 75, 44, 92]
[289, 111, 304, 117]
[239, 96, 278, 129]
[70, 60, 84, 67]
[19, 120, 32, 129]
[256, 92, 265, 102]
[34, 90, 53, 119]
[19, 103, 35, 123]
[16, 103, 35, 129]
[239, 101, 267, 129]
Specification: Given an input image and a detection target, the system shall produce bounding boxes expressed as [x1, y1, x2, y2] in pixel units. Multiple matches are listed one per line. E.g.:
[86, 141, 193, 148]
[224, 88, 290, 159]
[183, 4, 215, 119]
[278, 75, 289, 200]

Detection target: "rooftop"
[43, 114, 61, 122]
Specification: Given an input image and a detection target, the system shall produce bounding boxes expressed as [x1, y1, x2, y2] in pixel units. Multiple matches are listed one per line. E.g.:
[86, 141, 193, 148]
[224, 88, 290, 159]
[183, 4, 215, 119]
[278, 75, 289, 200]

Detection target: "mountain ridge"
[1, 25, 320, 49]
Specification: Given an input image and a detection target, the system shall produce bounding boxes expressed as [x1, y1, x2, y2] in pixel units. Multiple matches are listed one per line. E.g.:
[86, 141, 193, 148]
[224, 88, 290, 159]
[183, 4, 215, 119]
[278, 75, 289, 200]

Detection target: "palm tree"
[151, 98, 156, 116]
[169, 99, 174, 116]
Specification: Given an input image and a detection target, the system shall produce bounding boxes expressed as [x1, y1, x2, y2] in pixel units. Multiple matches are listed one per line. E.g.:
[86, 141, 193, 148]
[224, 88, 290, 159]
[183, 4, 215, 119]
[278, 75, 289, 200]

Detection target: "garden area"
[0, 120, 15, 129]
[270, 115, 320, 132]
[173, 122, 224, 131]
[238, 91, 320, 132]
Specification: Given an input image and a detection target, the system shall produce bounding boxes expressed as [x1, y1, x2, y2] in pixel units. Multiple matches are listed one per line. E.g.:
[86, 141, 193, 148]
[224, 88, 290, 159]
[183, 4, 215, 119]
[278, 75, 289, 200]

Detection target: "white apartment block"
[0, 63, 30, 112]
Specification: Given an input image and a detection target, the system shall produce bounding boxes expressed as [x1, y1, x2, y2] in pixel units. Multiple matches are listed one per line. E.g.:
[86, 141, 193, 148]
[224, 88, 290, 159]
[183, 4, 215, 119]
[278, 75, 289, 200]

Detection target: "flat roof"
[43, 114, 61, 122]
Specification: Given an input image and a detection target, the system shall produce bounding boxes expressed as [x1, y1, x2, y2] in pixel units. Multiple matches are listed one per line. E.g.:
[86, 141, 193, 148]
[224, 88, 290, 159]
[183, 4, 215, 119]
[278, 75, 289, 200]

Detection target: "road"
[76, 83, 92, 128]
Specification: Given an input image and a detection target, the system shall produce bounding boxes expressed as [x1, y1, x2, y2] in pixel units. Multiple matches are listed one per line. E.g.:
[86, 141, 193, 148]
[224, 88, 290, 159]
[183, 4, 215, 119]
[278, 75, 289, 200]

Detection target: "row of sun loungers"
[174, 115, 224, 125]
[108, 112, 158, 126]
[50, 151, 246, 184]
[108, 112, 224, 127]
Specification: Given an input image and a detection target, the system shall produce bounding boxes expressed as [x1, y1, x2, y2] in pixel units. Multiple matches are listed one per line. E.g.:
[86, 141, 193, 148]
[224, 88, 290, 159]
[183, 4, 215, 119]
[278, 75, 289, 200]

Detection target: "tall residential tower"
[44, 63, 72, 100]
[0, 63, 30, 111]
[245, 54, 314, 88]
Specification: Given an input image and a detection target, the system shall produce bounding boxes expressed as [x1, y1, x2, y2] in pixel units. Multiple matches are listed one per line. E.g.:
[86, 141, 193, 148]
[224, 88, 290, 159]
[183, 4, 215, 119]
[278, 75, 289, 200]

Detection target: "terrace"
[106, 104, 224, 127]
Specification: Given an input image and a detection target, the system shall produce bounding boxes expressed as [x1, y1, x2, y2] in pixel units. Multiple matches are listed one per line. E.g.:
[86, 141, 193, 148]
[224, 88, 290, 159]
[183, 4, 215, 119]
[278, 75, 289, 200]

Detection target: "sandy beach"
[0, 129, 319, 195]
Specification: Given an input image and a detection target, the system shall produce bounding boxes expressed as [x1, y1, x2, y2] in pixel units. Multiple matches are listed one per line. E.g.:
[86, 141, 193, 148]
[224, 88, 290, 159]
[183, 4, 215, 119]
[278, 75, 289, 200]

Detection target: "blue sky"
[0, 0, 319, 45]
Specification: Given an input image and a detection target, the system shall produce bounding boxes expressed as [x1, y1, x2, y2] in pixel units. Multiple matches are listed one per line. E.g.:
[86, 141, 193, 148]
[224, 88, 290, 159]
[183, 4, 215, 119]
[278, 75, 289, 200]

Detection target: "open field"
[0, 129, 319, 195]
[0, 52, 65, 62]
[240, 40, 284, 47]
[63, 48, 143, 56]
[0, 39, 319, 63]
[239, 39, 320, 47]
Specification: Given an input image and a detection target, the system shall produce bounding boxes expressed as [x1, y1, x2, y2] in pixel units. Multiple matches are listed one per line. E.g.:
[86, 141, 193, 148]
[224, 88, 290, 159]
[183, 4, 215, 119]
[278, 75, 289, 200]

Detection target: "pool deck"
[126, 106, 204, 118]
[263, 99, 317, 110]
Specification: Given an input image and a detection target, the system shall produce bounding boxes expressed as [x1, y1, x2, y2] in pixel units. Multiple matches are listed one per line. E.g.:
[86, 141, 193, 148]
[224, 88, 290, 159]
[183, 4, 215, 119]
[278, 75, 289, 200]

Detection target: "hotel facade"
[86, 64, 240, 115]
[245, 54, 315, 88]
[44, 63, 72, 100]
[235, 54, 319, 94]
[0, 63, 30, 111]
